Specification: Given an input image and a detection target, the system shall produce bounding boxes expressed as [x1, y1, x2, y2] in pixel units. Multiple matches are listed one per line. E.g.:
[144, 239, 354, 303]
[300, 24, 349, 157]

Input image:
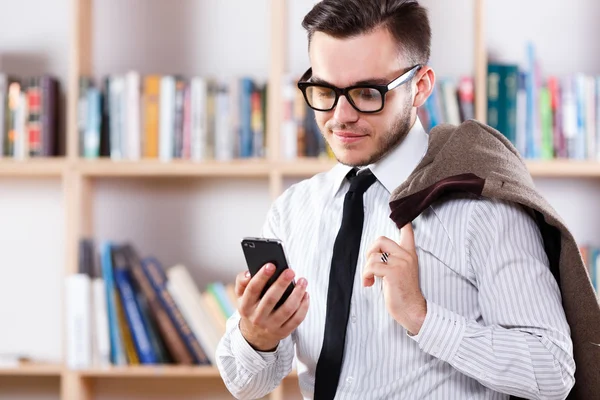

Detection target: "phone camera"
[248, 243, 255, 248]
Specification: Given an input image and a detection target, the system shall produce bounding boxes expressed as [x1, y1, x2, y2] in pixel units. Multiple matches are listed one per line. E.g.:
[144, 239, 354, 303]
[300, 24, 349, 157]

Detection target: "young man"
[216, 1, 577, 399]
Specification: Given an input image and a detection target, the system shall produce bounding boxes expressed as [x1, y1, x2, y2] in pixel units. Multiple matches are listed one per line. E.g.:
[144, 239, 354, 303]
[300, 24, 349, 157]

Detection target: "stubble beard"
[324, 103, 413, 168]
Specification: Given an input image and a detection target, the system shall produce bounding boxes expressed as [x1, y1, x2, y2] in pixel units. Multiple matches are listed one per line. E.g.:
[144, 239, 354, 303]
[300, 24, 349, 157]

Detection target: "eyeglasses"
[297, 64, 422, 114]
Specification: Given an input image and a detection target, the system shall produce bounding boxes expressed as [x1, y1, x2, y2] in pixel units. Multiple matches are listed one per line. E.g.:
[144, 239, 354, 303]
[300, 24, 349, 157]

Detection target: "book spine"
[0, 74, 6, 158]
[190, 77, 208, 161]
[141, 257, 210, 365]
[100, 242, 126, 365]
[84, 87, 101, 158]
[92, 277, 111, 367]
[65, 274, 92, 369]
[143, 75, 160, 158]
[124, 246, 194, 364]
[115, 289, 139, 365]
[159, 76, 175, 162]
[113, 267, 158, 364]
[239, 78, 253, 158]
[126, 71, 141, 161]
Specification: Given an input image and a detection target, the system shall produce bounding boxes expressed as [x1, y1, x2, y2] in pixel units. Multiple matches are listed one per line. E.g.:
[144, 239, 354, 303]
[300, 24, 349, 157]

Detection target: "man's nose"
[332, 95, 360, 123]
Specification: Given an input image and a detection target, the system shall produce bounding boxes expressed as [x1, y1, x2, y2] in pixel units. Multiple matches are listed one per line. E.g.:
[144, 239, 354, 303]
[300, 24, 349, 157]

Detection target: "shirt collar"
[331, 117, 429, 196]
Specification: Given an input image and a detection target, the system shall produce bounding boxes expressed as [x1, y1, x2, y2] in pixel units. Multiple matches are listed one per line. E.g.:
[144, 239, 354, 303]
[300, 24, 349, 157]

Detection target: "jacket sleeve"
[409, 198, 575, 400]
[215, 200, 296, 399]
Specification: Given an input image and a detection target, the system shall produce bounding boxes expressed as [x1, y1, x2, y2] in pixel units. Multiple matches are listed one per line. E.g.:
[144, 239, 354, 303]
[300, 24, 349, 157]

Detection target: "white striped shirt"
[216, 119, 575, 400]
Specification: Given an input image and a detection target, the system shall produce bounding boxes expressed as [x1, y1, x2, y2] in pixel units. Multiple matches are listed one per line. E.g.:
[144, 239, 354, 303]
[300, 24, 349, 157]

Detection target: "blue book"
[100, 242, 126, 365]
[239, 78, 254, 157]
[112, 247, 158, 364]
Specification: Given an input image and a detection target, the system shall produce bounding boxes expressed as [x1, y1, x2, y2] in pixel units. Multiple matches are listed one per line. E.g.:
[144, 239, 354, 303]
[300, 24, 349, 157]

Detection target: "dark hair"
[302, 0, 431, 66]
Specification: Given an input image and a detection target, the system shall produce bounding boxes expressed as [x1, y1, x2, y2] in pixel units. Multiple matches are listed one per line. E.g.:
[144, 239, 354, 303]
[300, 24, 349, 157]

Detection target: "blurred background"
[0, 0, 598, 399]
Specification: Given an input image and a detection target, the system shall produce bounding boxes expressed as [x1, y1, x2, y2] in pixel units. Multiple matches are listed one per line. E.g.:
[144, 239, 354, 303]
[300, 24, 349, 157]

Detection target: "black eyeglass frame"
[297, 64, 422, 114]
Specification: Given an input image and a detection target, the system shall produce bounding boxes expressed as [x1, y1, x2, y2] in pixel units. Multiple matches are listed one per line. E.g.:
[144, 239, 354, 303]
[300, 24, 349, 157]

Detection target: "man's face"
[308, 27, 416, 167]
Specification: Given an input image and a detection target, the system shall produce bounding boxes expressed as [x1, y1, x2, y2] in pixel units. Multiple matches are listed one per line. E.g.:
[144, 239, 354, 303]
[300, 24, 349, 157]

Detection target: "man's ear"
[412, 66, 435, 108]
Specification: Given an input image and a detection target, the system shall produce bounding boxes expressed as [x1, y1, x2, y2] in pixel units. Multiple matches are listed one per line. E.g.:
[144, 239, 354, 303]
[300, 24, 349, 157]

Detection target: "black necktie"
[314, 168, 377, 400]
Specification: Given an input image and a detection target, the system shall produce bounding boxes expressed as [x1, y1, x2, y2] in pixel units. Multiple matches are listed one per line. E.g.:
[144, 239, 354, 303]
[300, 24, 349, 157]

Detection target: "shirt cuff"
[229, 321, 279, 375]
[408, 300, 467, 363]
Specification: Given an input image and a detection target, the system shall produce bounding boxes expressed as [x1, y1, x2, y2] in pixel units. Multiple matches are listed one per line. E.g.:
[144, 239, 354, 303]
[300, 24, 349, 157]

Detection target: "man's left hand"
[363, 223, 427, 335]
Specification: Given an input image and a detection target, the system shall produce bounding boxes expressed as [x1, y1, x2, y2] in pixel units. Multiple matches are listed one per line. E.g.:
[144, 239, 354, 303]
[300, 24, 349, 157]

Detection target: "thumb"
[399, 222, 415, 251]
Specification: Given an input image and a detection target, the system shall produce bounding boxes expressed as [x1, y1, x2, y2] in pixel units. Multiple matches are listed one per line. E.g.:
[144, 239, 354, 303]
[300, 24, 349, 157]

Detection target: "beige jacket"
[389, 119, 599, 399]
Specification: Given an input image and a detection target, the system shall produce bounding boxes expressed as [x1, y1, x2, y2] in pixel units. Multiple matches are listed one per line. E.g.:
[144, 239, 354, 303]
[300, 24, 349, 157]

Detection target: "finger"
[399, 222, 416, 251]
[235, 270, 252, 298]
[280, 291, 310, 334]
[240, 263, 276, 308]
[362, 261, 390, 287]
[271, 278, 308, 326]
[366, 236, 401, 258]
[254, 268, 296, 321]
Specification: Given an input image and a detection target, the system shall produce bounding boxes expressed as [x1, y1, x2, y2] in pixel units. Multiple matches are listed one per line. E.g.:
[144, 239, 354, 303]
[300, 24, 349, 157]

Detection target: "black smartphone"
[241, 237, 295, 310]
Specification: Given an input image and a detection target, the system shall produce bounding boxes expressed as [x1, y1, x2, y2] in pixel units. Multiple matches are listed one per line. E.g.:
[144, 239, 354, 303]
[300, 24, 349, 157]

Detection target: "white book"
[586, 75, 596, 160]
[561, 76, 578, 159]
[92, 278, 111, 367]
[109, 76, 124, 160]
[281, 75, 298, 160]
[190, 77, 208, 161]
[0, 74, 7, 159]
[441, 80, 461, 126]
[596, 77, 600, 161]
[516, 87, 527, 157]
[126, 71, 141, 161]
[228, 77, 240, 159]
[14, 92, 28, 160]
[159, 76, 176, 162]
[215, 79, 233, 161]
[65, 274, 92, 369]
[166, 265, 222, 364]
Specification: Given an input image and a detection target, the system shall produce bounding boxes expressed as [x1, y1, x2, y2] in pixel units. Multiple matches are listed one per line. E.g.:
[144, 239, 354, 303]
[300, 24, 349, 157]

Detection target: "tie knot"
[347, 168, 377, 195]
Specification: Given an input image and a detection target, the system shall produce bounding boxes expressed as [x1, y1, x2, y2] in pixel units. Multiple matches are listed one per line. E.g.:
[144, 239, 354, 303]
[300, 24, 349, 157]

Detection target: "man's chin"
[333, 150, 373, 168]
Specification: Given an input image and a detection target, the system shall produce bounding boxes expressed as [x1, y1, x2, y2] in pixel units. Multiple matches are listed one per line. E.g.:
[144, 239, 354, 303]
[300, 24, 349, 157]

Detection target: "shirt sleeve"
[409, 198, 575, 400]
[215, 199, 296, 399]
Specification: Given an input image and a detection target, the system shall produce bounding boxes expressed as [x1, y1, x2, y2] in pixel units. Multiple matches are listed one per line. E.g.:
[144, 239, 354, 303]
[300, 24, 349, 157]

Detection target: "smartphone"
[241, 237, 295, 310]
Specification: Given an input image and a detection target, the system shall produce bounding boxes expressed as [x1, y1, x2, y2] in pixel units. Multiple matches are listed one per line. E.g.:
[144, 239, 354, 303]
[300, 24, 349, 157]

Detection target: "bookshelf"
[0, 362, 63, 377]
[1, 0, 598, 400]
[0, 158, 67, 177]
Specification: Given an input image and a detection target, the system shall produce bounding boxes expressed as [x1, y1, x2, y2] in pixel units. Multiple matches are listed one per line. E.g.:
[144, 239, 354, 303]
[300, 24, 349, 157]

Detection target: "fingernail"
[265, 264, 275, 273]
[297, 278, 307, 288]
[244, 270, 251, 278]
[284, 269, 294, 279]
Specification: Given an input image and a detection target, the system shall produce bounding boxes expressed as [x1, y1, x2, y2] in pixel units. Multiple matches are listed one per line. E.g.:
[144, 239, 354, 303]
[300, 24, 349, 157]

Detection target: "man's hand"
[235, 264, 309, 351]
[363, 223, 427, 335]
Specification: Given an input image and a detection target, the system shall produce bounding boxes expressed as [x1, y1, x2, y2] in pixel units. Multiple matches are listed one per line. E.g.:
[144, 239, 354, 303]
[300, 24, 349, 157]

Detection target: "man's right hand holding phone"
[235, 263, 310, 352]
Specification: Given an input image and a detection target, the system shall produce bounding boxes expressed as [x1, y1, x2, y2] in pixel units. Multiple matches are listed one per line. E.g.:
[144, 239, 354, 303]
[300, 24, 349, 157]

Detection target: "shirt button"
[351, 315, 357, 323]
[346, 376, 354, 384]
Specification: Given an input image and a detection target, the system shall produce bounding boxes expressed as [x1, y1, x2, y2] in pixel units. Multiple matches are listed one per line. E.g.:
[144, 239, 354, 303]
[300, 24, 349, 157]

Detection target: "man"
[216, 1, 576, 399]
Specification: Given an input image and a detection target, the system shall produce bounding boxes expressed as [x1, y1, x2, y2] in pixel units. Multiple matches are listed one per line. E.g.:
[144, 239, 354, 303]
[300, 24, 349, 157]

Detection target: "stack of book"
[78, 72, 267, 162]
[486, 43, 599, 160]
[0, 74, 61, 159]
[65, 239, 237, 368]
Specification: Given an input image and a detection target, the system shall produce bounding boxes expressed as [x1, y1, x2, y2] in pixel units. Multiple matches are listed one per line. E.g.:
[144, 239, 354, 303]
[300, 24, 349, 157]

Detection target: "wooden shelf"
[0, 362, 63, 377]
[0, 158, 67, 177]
[278, 158, 600, 179]
[78, 365, 221, 378]
[0, 158, 595, 180]
[77, 365, 298, 379]
[76, 158, 272, 178]
[526, 160, 600, 178]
